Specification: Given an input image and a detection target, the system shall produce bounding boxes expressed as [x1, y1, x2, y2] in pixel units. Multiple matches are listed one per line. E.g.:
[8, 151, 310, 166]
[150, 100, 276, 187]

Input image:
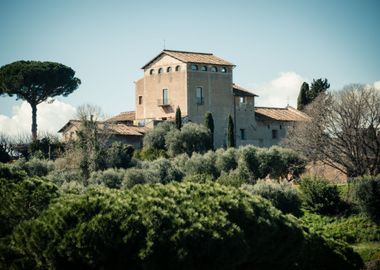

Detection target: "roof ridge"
[255, 106, 287, 110]
[163, 49, 212, 55]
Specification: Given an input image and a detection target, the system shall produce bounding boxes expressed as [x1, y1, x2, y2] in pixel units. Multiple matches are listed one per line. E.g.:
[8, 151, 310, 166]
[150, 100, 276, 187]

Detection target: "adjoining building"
[134, 49, 309, 148]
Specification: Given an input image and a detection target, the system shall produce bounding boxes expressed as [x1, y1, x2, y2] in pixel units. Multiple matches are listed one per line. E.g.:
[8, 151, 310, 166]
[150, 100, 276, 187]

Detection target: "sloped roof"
[255, 106, 310, 122]
[106, 111, 135, 122]
[107, 124, 150, 136]
[58, 120, 81, 133]
[232, 83, 258, 97]
[142, 49, 234, 69]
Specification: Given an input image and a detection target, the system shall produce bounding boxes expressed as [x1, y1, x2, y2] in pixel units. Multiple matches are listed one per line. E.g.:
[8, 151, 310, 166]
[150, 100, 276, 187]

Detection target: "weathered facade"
[134, 49, 309, 148]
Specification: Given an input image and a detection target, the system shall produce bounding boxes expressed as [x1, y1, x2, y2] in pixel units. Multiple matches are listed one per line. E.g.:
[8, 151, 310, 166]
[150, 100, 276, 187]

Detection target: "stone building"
[134, 49, 309, 148]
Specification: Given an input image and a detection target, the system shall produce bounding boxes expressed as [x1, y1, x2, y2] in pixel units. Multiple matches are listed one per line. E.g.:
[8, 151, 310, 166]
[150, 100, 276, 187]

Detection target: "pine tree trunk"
[31, 104, 38, 141]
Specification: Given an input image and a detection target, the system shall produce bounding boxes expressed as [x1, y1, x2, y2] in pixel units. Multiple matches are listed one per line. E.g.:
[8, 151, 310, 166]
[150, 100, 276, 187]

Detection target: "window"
[240, 129, 246, 140]
[196, 87, 203, 105]
[150, 69, 154, 75]
[162, 89, 169, 105]
[175, 65, 181, 71]
[272, 129, 278, 139]
[191, 64, 198, 71]
[167, 67, 172, 72]
[239, 96, 246, 103]
[138, 96, 143, 105]
[158, 68, 163, 74]
[210, 66, 218, 72]
[280, 125, 282, 129]
[221, 67, 227, 73]
[201, 66, 207, 71]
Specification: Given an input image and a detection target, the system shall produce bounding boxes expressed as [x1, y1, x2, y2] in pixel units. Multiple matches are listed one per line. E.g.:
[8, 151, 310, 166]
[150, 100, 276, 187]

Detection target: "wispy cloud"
[0, 100, 76, 137]
[254, 72, 306, 108]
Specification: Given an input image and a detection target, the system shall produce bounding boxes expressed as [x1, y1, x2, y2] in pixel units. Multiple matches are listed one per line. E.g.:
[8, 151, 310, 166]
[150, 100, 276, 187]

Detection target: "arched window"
[191, 64, 198, 71]
[167, 67, 172, 72]
[158, 68, 163, 74]
[221, 67, 227, 73]
[210, 66, 218, 72]
[150, 69, 154, 75]
[175, 65, 181, 71]
[201, 66, 207, 71]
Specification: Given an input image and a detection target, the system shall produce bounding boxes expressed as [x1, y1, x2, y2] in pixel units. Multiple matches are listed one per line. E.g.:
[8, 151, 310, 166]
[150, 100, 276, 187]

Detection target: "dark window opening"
[162, 89, 169, 105]
[167, 67, 172, 72]
[240, 129, 246, 140]
[210, 66, 218, 72]
[272, 129, 278, 139]
[158, 68, 163, 74]
[201, 66, 207, 71]
[221, 67, 227, 73]
[191, 64, 198, 71]
[196, 87, 203, 105]
[150, 69, 154, 75]
[138, 96, 143, 105]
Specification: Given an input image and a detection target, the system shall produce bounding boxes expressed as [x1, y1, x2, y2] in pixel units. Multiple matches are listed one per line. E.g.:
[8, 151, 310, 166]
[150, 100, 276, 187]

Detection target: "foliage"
[227, 114, 235, 148]
[88, 168, 126, 189]
[143, 121, 174, 151]
[183, 151, 217, 178]
[0, 164, 58, 238]
[215, 148, 238, 174]
[297, 82, 309, 110]
[182, 173, 213, 183]
[107, 142, 134, 169]
[134, 147, 167, 161]
[352, 175, 380, 223]
[204, 112, 214, 149]
[300, 212, 380, 244]
[216, 170, 245, 187]
[352, 242, 380, 263]
[14, 157, 55, 177]
[310, 78, 330, 100]
[4, 182, 363, 269]
[0, 61, 81, 140]
[175, 106, 182, 130]
[242, 180, 302, 216]
[47, 169, 82, 187]
[299, 176, 342, 215]
[29, 136, 64, 159]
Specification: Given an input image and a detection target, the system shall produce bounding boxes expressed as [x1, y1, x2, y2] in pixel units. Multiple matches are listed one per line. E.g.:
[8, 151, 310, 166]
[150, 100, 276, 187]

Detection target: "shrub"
[182, 173, 214, 183]
[107, 142, 134, 169]
[352, 175, 380, 223]
[237, 145, 260, 178]
[19, 158, 55, 177]
[300, 212, 380, 244]
[4, 182, 363, 269]
[184, 152, 217, 178]
[123, 167, 158, 188]
[299, 176, 341, 215]
[215, 148, 238, 174]
[47, 169, 82, 186]
[242, 180, 302, 216]
[216, 170, 245, 187]
[147, 158, 183, 184]
[143, 121, 174, 150]
[88, 168, 126, 189]
[59, 180, 86, 194]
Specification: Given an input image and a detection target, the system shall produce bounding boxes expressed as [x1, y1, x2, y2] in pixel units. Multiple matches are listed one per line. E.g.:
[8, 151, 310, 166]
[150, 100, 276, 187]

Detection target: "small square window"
[240, 97, 246, 104]
[138, 96, 143, 105]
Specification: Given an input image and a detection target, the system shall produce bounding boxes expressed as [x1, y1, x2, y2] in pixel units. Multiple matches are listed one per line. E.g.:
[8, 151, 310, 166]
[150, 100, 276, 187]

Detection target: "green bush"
[300, 212, 380, 244]
[88, 168, 126, 188]
[242, 180, 302, 216]
[237, 145, 260, 178]
[183, 151, 217, 178]
[216, 170, 245, 187]
[299, 176, 341, 214]
[47, 169, 82, 186]
[123, 167, 158, 188]
[0, 165, 58, 238]
[17, 158, 55, 177]
[4, 182, 363, 269]
[215, 148, 238, 173]
[107, 142, 134, 169]
[182, 173, 214, 183]
[352, 175, 380, 223]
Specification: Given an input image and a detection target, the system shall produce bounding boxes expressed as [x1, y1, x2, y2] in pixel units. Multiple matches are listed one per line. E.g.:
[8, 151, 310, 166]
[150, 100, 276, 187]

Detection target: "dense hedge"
[4, 182, 362, 270]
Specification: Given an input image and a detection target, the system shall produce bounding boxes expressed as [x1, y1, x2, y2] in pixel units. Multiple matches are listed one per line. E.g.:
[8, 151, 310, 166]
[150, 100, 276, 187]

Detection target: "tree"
[204, 112, 214, 148]
[297, 82, 310, 110]
[0, 61, 81, 140]
[310, 78, 330, 101]
[227, 114, 235, 148]
[175, 106, 182, 130]
[285, 84, 380, 177]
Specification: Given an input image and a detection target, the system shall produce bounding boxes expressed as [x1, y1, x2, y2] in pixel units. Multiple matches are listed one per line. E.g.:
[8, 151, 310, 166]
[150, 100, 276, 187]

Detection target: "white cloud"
[254, 72, 306, 108]
[374, 80, 380, 90]
[0, 100, 76, 137]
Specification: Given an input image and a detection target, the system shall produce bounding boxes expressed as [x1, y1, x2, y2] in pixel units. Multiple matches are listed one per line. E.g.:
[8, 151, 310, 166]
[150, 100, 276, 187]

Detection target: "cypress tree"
[297, 82, 309, 110]
[310, 78, 330, 100]
[175, 106, 182, 130]
[227, 114, 235, 148]
[204, 112, 214, 149]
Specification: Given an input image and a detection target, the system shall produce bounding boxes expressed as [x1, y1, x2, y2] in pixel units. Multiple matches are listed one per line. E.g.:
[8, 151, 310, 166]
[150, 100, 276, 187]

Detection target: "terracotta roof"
[106, 111, 135, 122]
[58, 120, 81, 133]
[255, 106, 310, 122]
[233, 83, 258, 97]
[142, 49, 234, 69]
[107, 124, 150, 136]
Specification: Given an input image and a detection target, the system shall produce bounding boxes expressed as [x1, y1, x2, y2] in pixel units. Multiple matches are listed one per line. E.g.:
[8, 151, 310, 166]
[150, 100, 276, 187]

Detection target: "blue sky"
[0, 0, 379, 135]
